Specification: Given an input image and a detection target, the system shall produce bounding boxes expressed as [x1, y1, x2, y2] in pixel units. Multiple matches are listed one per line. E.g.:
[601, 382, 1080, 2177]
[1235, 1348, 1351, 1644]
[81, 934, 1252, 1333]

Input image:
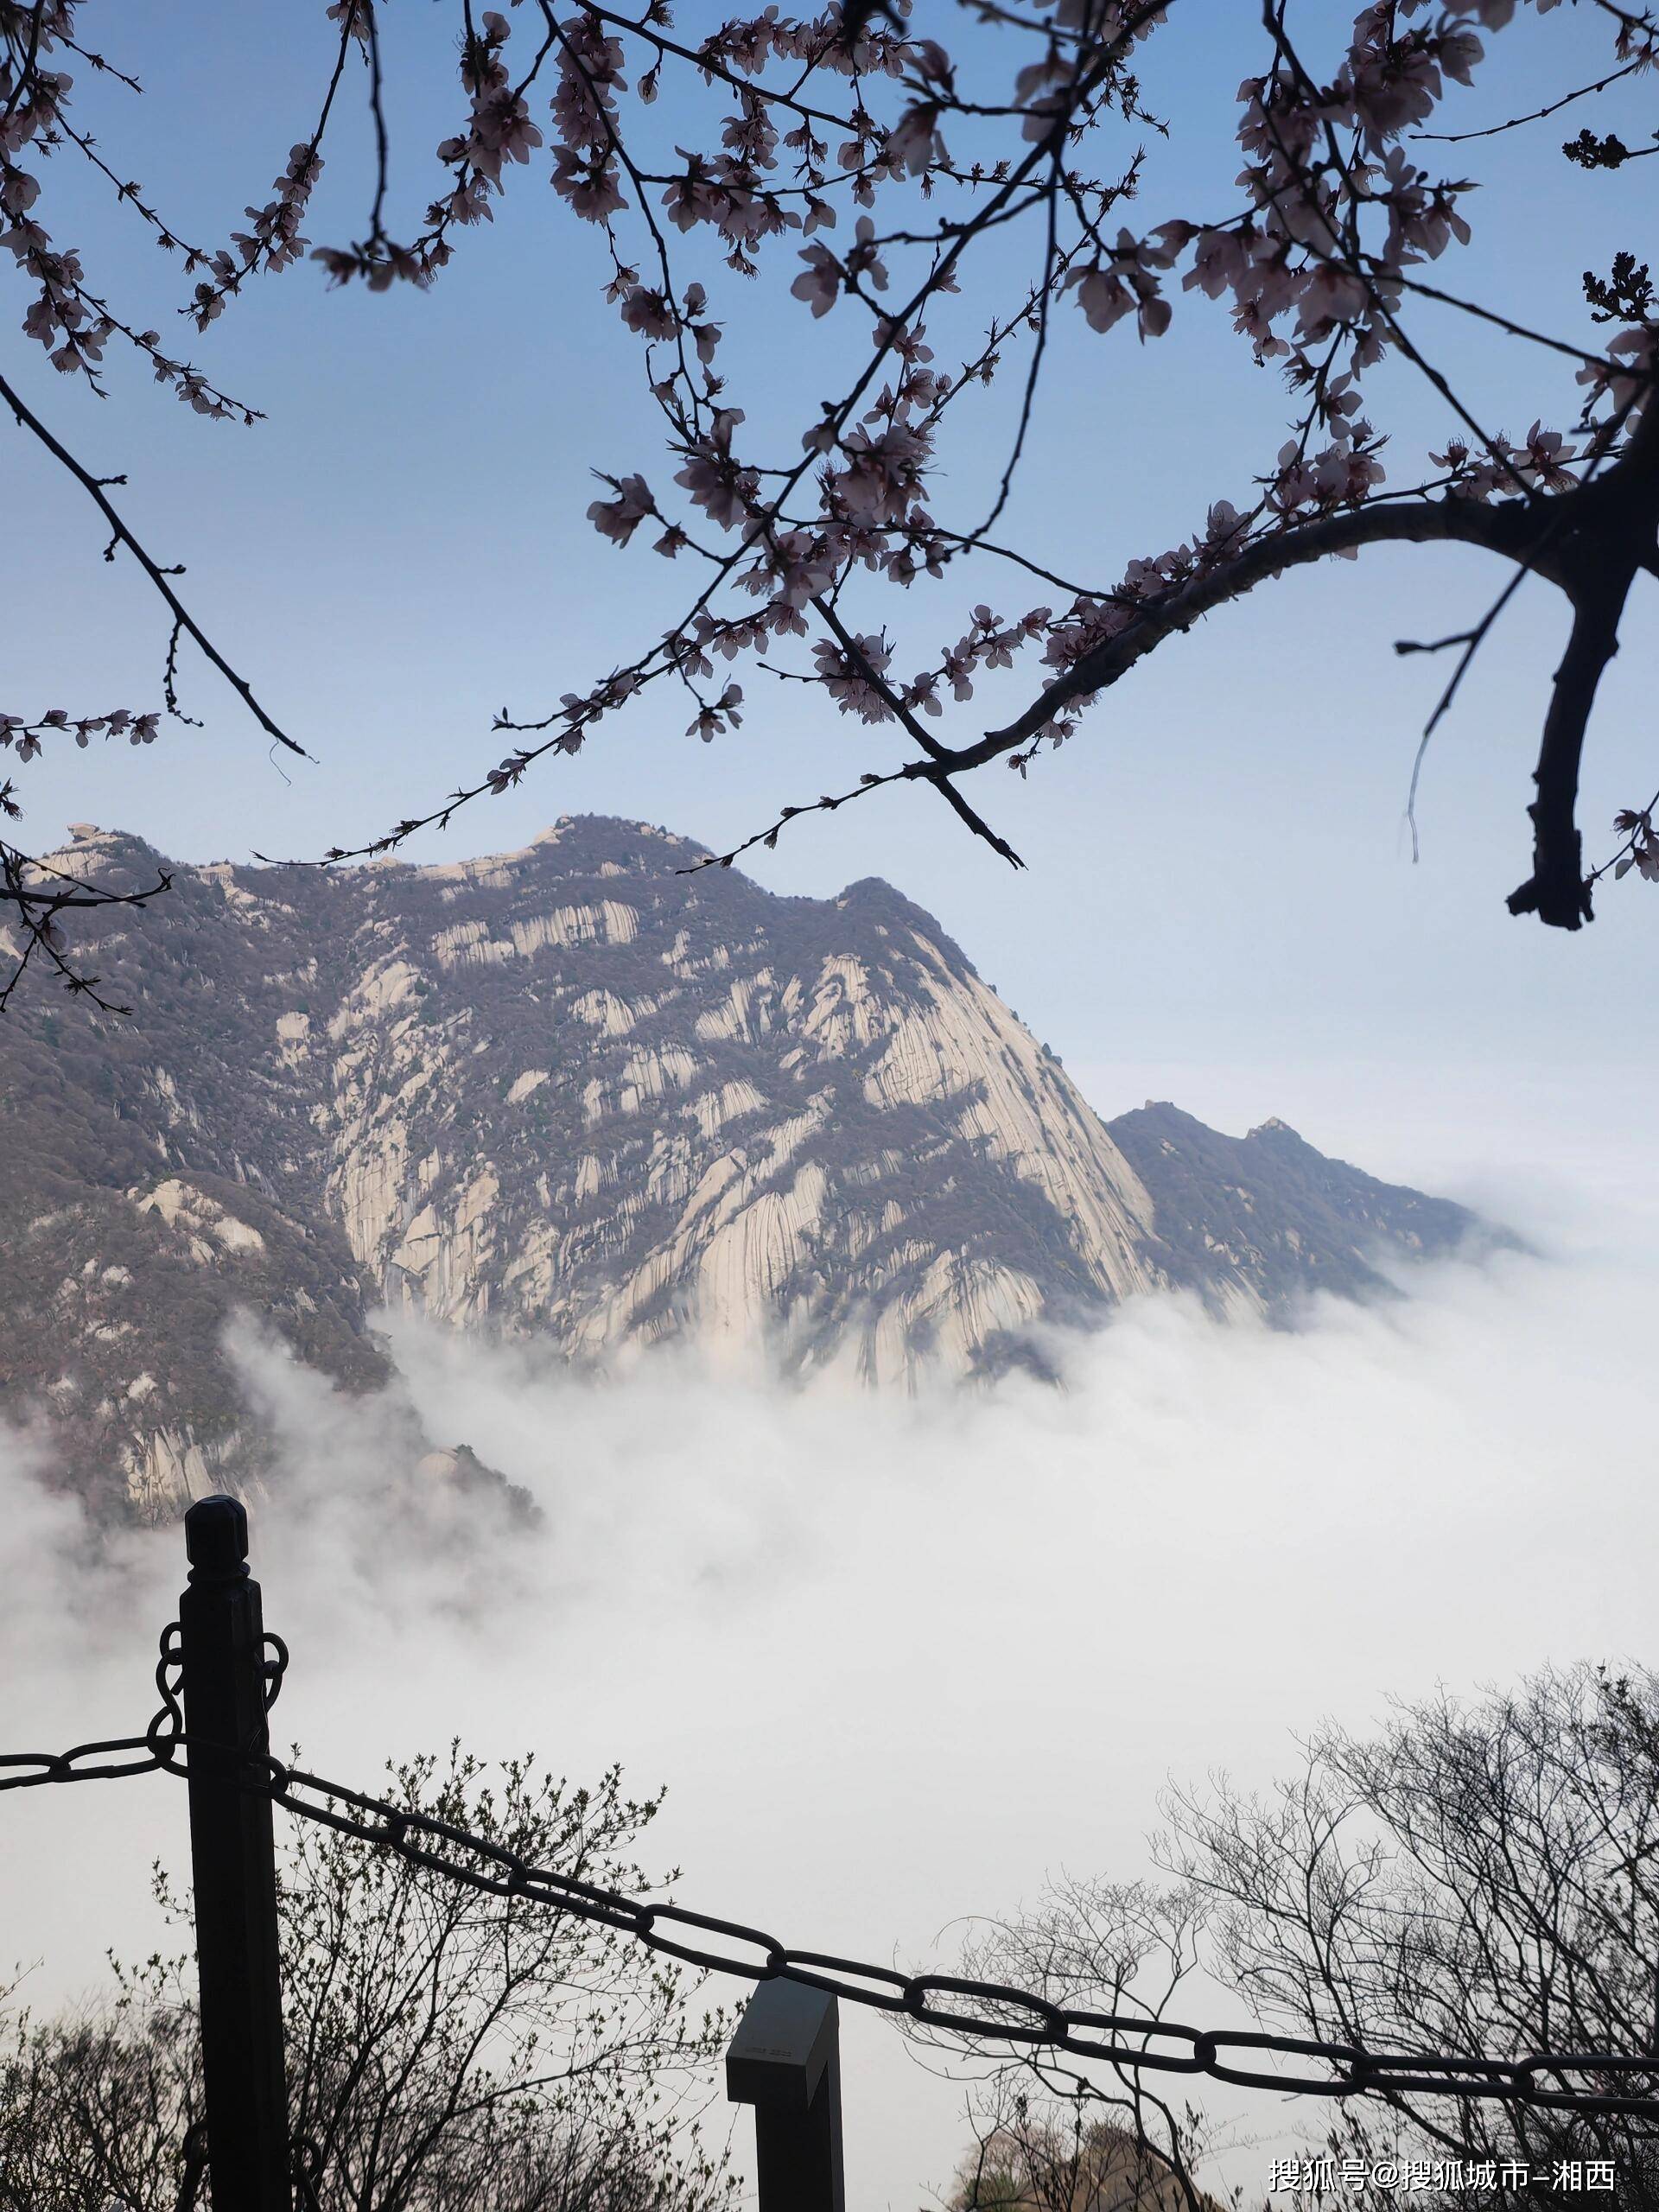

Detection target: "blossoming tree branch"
[3, 0, 1657, 1006]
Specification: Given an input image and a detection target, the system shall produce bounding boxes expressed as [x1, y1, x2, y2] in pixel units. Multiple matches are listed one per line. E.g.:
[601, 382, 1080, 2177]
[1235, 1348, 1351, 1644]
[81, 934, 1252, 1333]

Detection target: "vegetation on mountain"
[1, 818, 1483, 1516]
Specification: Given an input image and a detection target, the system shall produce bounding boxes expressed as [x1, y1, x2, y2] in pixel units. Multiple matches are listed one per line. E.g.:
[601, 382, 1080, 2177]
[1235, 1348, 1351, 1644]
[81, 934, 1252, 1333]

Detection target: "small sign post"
[725, 1977, 845, 2212]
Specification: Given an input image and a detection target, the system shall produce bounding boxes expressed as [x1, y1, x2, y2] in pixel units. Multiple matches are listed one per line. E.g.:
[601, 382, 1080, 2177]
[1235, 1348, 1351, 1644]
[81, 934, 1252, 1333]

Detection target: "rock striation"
[0, 818, 1482, 1519]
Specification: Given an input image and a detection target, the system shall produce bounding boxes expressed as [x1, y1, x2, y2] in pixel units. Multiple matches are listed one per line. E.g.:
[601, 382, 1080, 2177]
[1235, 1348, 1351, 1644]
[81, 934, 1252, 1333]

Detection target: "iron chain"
[248, 1751, 1659, 2120]
[291, 2130, 325, 2212]
[8, 1642, 1659, 2121]
[0, 1622, 184, 1791]
[173, 2120, 207, 2212]
[168, 2118, 317, 2211]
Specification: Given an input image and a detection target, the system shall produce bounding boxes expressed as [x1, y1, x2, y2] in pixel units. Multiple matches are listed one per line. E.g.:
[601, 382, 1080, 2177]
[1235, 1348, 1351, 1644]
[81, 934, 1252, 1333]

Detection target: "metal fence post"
[726, 1977, 845, 2212]
[179, 1493, 291, 2212]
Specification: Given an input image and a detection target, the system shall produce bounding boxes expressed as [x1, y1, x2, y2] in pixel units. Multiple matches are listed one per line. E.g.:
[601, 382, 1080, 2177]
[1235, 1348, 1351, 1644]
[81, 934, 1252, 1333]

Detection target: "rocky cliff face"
[0, 819, 1481, 1519]
[1109, 1102, 1481, 1314]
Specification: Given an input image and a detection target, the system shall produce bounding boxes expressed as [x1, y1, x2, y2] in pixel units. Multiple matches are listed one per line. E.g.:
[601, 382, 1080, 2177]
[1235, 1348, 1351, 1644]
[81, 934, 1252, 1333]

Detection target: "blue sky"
[6, 0, 1656, 1155]
[5, 14, 1659, 2202]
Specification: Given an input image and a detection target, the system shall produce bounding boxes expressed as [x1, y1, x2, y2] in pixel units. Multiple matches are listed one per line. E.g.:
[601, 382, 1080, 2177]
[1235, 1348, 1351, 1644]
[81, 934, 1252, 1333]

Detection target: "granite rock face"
[0, 819, 1480, 1518]
[1107, 1102, 1483, 1317]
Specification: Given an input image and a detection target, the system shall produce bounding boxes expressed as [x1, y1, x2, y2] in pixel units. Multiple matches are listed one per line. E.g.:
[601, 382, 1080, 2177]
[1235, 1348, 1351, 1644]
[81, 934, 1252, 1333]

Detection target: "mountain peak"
[1107, 1102, 1480, 1315]
[2, 816, 1484, 1521]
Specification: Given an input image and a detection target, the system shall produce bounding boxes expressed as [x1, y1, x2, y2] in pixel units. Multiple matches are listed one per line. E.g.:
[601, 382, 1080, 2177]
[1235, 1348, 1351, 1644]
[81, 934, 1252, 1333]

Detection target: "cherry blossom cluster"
[4, 0, 1658, 950]
[1433, 422, 1586, 500]
[189, 143, 326, 331]
[1, 5, 257, 416]
[431, 0, 1653, 900]
[534, 3, 1647, 768]
[0, 708, 162, 762]
[1607, 804, 1659, 884]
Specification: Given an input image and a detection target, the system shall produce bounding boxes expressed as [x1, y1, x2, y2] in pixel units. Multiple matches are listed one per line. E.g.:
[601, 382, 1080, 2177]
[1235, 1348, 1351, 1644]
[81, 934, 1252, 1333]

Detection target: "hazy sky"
[4, 6, 1659, 2205]
[5, 0, 1656, 1135]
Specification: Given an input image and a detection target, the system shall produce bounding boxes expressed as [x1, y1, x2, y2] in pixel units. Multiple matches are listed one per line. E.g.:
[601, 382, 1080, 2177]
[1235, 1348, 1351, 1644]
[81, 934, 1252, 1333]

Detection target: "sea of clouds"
[3, 1155, 1656, 2207]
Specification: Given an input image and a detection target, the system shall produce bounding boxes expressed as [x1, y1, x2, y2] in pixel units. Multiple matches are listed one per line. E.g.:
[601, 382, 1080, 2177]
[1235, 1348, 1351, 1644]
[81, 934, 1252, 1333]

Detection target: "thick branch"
[1505, 566, 1637, 928]
[956, 493, 1565, 773]
[1507, 396, 1659, 926]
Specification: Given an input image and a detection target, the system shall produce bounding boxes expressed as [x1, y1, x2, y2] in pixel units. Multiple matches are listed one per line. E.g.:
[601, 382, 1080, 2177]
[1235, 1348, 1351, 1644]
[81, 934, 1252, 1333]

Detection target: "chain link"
[245, 1752, 1659, 2120]
[173, 2120, 208, 2212]
[0, 1623, 185, 1791]
[263, 1630, 289, 1712]
[7, 1634, 1659, 2123]
[165, 2118, 316, 2209]
[291, 2129, 325, 2212]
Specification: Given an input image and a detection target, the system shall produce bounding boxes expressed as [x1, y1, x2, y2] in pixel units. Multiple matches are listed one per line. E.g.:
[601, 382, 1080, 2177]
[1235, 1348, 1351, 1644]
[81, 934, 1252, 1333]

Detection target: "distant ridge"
[1107, 1101, 1484, 1313]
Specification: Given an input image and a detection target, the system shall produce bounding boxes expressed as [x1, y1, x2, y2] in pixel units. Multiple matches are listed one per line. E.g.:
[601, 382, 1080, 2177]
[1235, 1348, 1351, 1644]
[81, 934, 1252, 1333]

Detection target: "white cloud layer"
[3, 1170, 1655, 2208]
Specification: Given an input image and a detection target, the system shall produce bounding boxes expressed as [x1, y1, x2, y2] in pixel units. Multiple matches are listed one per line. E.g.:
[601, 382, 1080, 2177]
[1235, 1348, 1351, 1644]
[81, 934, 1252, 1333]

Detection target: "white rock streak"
[290, 825, 1168, 1382]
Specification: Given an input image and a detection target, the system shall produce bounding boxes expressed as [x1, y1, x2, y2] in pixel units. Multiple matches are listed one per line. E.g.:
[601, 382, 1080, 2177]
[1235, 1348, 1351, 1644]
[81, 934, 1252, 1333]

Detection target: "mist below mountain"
[0, 817, 1490, 1519]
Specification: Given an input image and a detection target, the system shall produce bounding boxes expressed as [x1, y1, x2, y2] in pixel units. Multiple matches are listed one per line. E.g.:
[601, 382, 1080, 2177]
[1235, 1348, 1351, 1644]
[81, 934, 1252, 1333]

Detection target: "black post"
[179, 1494, 290, 2212]
[726, 1978, 845, 2212]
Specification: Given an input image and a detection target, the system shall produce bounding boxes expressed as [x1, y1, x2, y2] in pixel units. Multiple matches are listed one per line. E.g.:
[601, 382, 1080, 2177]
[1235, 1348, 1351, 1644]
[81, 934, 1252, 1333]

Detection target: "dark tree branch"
[0, 842, 172, 1015]
[1508, 393, 1659, 925]
[0, 372, 308, 760]
[721, 484, 1643, 891]
[961, 493, 1563, 771]
[807, 588, 1027, 868]
[1402, 563, 1531, 864]
[1412, 55, 1645, 145]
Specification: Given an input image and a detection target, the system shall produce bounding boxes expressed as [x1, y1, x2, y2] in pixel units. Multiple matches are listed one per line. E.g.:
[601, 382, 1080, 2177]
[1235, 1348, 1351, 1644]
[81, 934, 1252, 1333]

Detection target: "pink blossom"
[587, 474, 655, 547]
[791, 242, 842, 318]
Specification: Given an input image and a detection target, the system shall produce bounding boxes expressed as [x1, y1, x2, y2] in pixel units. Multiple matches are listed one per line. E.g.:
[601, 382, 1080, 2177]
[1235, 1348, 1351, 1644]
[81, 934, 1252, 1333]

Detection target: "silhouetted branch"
[0, 374, 307, 761]
[0, 842, 172, 1015]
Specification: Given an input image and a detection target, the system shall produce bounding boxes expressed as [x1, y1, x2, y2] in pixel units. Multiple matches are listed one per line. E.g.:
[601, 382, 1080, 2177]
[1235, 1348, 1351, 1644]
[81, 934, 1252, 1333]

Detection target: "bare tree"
[923, 1668, 1659, 2209]
[0, 1745, 735, 2210]
[942, 2100, 1241, 2212]
[944, 2106, 1233, 2212]
[0, 1962, 198, 2212]
[1162, 1662, 1659, 2209]
[913, 1877, 1238, 2212]
[3, 0, 1658, 1008]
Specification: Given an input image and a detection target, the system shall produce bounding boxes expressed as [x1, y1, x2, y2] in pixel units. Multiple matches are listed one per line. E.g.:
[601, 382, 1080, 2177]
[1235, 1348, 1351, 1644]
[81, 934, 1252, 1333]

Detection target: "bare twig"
[0, 375, 308, 761]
